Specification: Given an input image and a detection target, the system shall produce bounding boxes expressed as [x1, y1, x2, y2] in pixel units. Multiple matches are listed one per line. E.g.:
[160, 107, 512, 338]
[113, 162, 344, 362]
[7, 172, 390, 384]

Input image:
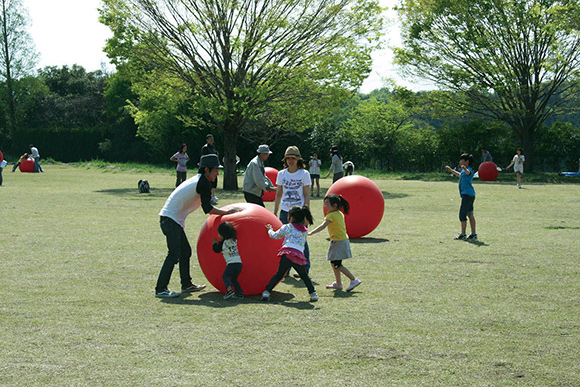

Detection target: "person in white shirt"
[274, 146, 312, 273]
[212, 221, 244, 300]
[155, 154, 241, 298]
[29, 144, 43, 173]
[309, 153, 322, 196]
[505, 148, 525, 188]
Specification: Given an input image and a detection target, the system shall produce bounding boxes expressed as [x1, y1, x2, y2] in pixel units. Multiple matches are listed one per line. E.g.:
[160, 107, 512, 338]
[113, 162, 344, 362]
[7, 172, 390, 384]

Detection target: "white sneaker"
[346, 278, 361, 292]
[517, 184, 522, 189]
[310, 292, 319, 302]
[261, 290, 270, 301]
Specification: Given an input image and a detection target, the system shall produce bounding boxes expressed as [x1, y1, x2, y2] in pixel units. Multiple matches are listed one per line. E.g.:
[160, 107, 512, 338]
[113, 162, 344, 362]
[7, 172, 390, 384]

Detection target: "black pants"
[244, 191, 265, 207]
[156, 216, 192, 293]
[265, 255, 315, 294]
[176, 171, 187, 187]
[223, 263, 243, 295]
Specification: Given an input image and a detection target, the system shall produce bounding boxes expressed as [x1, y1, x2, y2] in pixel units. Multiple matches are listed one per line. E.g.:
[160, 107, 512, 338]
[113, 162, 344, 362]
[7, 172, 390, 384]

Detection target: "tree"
[0, 0, 37, 138]
[394, 0, 580, 171]
[100, 0, 383, 189]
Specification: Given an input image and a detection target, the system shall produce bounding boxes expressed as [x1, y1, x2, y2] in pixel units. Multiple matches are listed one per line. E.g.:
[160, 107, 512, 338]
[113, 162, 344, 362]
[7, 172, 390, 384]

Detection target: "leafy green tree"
[100, 0, 383, 189]
[0, 0, 37, 139]
[394, 0, 580, 171]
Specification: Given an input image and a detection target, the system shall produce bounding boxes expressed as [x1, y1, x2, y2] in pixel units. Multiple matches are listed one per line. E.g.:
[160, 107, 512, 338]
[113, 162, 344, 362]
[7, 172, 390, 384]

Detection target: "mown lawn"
[1, 165, 579, 385]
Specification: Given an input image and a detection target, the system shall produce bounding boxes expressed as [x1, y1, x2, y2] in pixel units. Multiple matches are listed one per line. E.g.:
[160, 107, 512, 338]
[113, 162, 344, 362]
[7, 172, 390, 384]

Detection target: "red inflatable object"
[19, 158, 35, 173]
[325, 175, 384, 239]
[196, 203, 283, 295]
[262, 167, 278, 202]
[478, 161, 499, 181]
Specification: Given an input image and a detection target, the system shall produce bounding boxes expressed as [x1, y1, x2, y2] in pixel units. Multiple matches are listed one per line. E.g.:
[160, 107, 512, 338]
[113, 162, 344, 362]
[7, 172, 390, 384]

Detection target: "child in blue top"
[262, 206, 318, 302]
[212, 221, 243, 300]
[445, 153, 477, 241]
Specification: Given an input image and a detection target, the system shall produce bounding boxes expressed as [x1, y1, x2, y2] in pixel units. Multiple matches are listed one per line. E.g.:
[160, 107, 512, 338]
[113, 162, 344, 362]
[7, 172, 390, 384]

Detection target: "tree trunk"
[221, 124, 239, 190]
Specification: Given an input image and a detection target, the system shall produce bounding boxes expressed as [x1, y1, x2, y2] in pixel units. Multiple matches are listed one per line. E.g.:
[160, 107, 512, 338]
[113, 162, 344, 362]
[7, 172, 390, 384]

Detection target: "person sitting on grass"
[445, 153, 477, 241]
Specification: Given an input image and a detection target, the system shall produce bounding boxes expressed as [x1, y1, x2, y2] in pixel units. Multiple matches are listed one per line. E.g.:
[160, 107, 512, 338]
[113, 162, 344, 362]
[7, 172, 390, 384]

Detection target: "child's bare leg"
[468, 214, 476, 234]
[316, 179, 320, 195]
[460, 220, 467, 235]
[339, 266, 355, 281]
[517, 173, 521, 185]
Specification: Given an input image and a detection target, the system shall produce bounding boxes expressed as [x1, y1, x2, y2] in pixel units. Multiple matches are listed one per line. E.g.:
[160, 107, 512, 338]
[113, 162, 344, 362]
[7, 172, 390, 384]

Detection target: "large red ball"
[196, 203, 283, 295]
[19, 158, 35, 173]
[262, 167, 278, 202]
[478, 161, 499, 181]
[326, 175, 384, 239]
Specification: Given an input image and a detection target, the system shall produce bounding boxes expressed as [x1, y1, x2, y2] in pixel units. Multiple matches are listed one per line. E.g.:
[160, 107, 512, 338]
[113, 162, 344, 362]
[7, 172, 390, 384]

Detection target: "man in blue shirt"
[445, 153, 477, 241]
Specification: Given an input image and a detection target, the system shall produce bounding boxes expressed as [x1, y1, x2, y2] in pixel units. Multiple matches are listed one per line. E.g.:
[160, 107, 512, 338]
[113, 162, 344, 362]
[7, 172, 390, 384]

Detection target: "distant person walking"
[29, 144, 43, 173]
[201, 134, 219, 204]
[242, 144, 276, 207]
[343, 161, 354, 176]
[171, 143, 189, 187]
[325, 145, 343, 183]
[0, 149, 4, 186]
[481, 148, 493, 163]
[308, 152, 322, 196]
[505, 148, 525, 188]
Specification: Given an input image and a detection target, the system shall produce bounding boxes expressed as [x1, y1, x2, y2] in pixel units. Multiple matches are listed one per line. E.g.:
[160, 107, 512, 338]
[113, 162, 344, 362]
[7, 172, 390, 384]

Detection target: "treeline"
[1, 65, 579, 172]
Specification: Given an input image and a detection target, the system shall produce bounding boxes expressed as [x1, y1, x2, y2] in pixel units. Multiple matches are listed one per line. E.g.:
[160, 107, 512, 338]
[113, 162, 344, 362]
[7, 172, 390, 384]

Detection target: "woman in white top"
[309, 152, 322, 196]
[274, 146, 312, 273]
[505, 148, 525, 188]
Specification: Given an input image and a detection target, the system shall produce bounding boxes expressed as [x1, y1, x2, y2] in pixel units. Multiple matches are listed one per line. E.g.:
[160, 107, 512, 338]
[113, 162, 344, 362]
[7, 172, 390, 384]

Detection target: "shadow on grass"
[95, 188, 174, 199]
[350, 237, 390, 244]
[160, 290, 317, 310]
[465, 239, 489, 247]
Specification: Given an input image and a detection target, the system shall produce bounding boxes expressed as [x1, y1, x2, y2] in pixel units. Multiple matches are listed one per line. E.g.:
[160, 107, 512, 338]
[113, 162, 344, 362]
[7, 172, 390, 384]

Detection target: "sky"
[22, 0, 430, 93]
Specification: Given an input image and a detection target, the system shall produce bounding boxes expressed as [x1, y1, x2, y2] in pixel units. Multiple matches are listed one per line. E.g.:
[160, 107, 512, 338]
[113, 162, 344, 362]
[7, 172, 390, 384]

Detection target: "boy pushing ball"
[445, 153, 477, 241]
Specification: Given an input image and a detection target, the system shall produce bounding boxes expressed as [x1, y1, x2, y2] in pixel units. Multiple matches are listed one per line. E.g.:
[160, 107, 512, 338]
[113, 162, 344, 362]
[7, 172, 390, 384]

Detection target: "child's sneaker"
[261, 290, 270, 301]
[346, 278, 361, 292]
[454, 233, 467, 240]
[467, 233, 478, 241]
[155, 289, 180, 298]
[325, 282, 343, 290]
[223, 289, 235, 299]
[309, 292, 319, 302]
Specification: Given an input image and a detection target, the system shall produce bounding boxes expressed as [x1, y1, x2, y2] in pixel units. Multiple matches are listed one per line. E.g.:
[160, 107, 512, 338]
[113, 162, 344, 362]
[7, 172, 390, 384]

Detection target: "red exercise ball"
[326, 175, 384, 239]
[196, 202, 283, 295]
[478, 161, 499, 181]
[19, 158, 35, 173]
[262, 167, 278, 202]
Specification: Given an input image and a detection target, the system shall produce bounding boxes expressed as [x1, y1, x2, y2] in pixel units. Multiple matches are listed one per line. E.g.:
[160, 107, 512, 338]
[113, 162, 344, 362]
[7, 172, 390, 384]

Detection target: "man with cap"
[155, 154, 241, 298]
[242, 144, 276, 207]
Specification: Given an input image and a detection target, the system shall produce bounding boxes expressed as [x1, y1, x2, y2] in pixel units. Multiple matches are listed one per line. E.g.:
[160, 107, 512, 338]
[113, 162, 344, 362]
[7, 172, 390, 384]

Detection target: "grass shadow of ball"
[349, 237, 390, 244]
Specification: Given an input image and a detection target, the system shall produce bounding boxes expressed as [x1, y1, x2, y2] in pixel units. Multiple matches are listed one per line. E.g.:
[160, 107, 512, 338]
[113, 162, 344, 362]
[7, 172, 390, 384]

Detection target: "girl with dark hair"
[213, 221, 244, 299]
[262, 206, 318, 302]
[325, 145, 344, 182]
[309, 193, 361, 292]
[170, 143, 189, 187]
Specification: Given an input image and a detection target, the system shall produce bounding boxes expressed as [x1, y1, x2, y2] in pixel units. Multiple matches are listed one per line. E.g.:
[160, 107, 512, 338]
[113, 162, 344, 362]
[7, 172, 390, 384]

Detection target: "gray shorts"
[327, 239, 352, 261]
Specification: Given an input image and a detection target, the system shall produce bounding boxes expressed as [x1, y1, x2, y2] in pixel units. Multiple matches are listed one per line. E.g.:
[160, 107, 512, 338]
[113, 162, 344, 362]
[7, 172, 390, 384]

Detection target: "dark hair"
[288, 206, 314, 225]
[517, 148, 523, 153]
[324, 193, 350, 214]
[330, 145, 342, 158]
[459, 153, 474, 167]
[283, 158, 305, 169]
[217, 221, 237, 240]
[179, 143, 187, 153]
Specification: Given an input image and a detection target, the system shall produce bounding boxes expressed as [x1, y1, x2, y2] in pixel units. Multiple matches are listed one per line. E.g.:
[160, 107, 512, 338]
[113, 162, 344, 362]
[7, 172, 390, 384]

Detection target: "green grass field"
[1, 165, 579, 385]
